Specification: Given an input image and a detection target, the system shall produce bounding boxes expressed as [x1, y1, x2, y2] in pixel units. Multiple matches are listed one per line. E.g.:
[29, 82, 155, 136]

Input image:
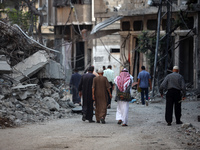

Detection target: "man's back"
[81, 73, 95, 90]
[138, 70, 150, 88]
[71, 73, 81, 88]
[93, 76, 109, 91]
[103, 68, 114, 83]
[160, 72, 185, 92]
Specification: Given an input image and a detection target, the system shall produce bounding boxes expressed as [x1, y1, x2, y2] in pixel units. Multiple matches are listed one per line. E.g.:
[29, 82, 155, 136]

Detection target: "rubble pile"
[0, 21, 43, 66]
[0, 21, 74, 129]
[177, 123, 200, 149]
[131, 89, 163, 104]
[0, 117, 14, 128]
[0, 81, 74, 129]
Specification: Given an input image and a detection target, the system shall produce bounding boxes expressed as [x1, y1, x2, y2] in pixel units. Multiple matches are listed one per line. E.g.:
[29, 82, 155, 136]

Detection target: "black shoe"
[167, 122, 172, 126]
[117, 120, 122, 125]
[82, 114, 86, 121]
[96, 121, 100, 123]
[89, 120, 95, 123]
[176, 121, 183, 124]
[100, 118, 106, 124]
[122, 124, 128, 127]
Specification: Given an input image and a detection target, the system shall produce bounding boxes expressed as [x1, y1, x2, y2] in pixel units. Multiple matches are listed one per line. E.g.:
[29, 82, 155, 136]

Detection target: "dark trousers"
[82, 99, 94, 121]
[141, 88, 148, 105]
[107, 82, 113, 106]
[165, 88, 182, 123]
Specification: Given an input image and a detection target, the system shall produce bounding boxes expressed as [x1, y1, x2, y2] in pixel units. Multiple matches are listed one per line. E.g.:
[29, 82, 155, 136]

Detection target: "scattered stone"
[182, 123, 193, 129]
[42, 97, 60, 111]
[0, 117, 14, 128]
[67, 100, 76, 108]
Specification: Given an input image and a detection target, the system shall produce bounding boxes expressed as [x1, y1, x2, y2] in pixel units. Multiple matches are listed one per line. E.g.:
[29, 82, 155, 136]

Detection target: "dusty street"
[0, 96, 199, 150]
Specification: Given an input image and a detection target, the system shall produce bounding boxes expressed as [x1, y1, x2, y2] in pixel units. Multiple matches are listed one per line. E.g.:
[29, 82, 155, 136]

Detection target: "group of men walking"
[70, 65, 186, 126]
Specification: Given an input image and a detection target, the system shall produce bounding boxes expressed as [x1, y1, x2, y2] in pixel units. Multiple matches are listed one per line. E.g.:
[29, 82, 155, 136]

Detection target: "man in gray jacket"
[159, 66, 186, 126]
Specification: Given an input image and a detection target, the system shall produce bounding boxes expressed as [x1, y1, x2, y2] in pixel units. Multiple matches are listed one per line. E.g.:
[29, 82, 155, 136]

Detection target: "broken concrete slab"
[11, 50, 49, 82]
[0, 55, 12, 74]
[38, 59, 65, 79]
[72, 106, 82, 113]
[42, 97, 60, 111]
[11, 84, 38, 100]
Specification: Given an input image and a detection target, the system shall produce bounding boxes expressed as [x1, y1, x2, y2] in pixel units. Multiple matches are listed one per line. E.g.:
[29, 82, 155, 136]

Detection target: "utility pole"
[152, 0, 162, 97]
[164, 0, 171, 76]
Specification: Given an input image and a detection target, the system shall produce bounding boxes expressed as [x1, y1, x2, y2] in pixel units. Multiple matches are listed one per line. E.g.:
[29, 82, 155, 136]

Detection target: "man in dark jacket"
[70, 68, 82, 105]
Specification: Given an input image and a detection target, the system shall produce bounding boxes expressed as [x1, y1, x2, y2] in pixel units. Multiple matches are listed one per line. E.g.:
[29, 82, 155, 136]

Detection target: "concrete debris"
[0, 56, 12, 74]
[0, 52, 75, 128]
[0, 117, 13, 128]
[11, 50, 50, 82]
[0, 82, 74, 128]
[182, 123, 193, 129]
[177, 123, 200, 148]
[57, 98, 71, 109]
[11, 83, 38, 100]
[38, 60, 65, 80]
[0, 21, 75, 129]
[130, 89, 163, 104]
[0, 78, 12, 96]
[42, 97, 60, 111]
[67, 99, 76, 108]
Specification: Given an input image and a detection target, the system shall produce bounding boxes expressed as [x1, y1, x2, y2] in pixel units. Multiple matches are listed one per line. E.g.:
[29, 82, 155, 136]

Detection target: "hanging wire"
[72, 2, 82, 36]
[11, 23, 60, 53]
[98, 37, 123, 66]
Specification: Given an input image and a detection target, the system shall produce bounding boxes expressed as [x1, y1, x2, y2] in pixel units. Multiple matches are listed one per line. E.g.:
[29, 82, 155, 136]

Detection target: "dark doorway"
[76, 42, 85, 70]
[179, 36, 193, 83]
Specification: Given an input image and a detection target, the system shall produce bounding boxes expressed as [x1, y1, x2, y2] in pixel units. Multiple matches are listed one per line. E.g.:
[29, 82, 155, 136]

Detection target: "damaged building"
[0, 19, 74, 128]
[39, 0, 94, 80]
[37, 0, 122, 77]
[93, 0, 200, 94]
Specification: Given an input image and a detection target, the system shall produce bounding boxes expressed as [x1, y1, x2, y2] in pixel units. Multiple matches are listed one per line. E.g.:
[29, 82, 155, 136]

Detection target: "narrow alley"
[0, 95, 199, 150]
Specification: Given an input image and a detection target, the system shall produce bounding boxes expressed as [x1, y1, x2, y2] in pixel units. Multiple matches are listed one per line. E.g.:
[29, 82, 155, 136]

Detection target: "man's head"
[73, 68, 78, 72]
[121, 68, 128, 72]
[103, 66, 106, 70]
[173, 66, 179, 73]
[98, 69, 103, 75]
[107, 65, 112, 69]
[87, 66, 94, 73]
[141, 66, 145, 70]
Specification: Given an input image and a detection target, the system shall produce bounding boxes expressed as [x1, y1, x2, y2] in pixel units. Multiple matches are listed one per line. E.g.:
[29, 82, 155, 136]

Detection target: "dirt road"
[0, 98, 199, 150]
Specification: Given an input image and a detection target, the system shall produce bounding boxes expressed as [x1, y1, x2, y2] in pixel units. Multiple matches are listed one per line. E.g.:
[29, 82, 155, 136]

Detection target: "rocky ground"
[0, 90, 199, 150]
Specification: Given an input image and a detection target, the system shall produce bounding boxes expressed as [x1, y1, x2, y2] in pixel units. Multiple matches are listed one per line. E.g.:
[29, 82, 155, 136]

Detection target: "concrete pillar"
[129, 35, 133, 75]
[174, 35, 180, 66]
[197, 11, 200, 89]
[192, 10, 200, 89]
